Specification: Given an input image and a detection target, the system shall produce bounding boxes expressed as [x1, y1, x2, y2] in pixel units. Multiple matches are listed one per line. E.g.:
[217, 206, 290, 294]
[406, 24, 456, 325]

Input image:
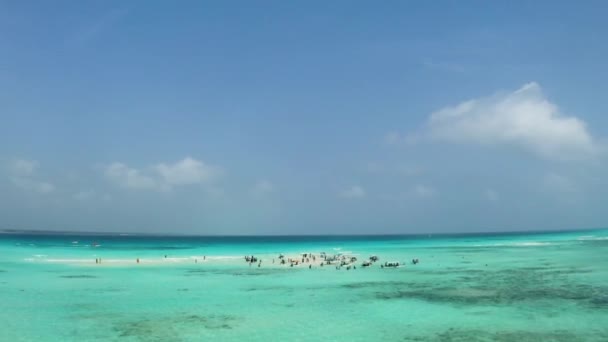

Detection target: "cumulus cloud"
[105, 163, 160, 190]
[154, 157, 220, 186]
[250, 180, 275, 198]
[340, 185, 366, 199]
[400, 83, 599, 160]
[11, 177, 55, 193]
[484, 188, 499, 202]
[8, 159, 55, 194]
[413, 184, 435, 198]
[10, 159, 39, 176]
[104, 157, 221, 191]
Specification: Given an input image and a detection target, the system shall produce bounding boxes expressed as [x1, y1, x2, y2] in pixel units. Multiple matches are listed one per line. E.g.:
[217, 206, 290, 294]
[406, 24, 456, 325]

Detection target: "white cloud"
[8, 159, 55, 194]
[413, 184, 435, 198]
[250, 180, 275, 198]
[10, 159, 39, 176]
[11, 177, 55, 194]
[484, 188, 499, 202]
[73, 190, 95, 201]
[105, 162, 160, 190]
[340, 185, 366, 199]
[154, 157, 220, 186]
[404, 82, 598, 161]
[104, 157, 221, 191]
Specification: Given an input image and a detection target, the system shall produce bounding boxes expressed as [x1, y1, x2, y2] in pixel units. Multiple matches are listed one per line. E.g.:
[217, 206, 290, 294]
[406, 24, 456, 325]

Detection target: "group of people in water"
[240, 252, 420, 270]
[93, 253, 419, 268]
[378, 258, 420, 268]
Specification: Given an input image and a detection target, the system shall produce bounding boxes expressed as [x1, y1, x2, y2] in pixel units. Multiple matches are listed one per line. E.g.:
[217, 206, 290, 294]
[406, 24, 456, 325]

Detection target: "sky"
[1, 1, 608, 235]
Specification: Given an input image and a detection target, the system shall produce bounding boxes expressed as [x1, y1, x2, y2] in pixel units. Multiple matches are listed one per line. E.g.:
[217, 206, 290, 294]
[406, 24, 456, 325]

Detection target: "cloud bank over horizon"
[3, 80, 607, 234]
[104, 157, 222, 192]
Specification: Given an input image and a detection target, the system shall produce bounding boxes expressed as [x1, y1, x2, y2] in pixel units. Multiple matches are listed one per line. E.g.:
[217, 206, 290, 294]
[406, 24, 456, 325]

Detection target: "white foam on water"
[45, 258, 94, 263]
[512, 242, 553, 246]
[578, 236, 608, 241]
[473, 241, 553, 247]
[163, 257, 190, 262]
[206, 256, 242, 260]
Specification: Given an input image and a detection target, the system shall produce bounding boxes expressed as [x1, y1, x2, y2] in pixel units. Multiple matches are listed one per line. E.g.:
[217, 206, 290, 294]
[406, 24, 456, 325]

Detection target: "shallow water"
[1, 230, 607, 341]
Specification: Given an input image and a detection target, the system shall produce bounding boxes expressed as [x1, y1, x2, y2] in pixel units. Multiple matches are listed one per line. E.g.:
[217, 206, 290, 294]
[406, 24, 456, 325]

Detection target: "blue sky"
[1, 1, 608, 234]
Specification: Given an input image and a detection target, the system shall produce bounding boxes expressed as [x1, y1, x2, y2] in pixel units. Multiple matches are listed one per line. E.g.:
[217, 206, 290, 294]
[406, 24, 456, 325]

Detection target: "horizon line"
[0, 226, 604, 238]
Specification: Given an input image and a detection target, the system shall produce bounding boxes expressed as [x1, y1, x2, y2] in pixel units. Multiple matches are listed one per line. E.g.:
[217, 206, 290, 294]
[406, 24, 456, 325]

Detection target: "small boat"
[362, 261, 372, 267]
[370, 255, 379, 262]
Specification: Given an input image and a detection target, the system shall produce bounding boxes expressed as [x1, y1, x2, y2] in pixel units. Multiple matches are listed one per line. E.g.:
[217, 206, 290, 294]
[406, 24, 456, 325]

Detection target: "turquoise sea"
[1, 229, 608, 341]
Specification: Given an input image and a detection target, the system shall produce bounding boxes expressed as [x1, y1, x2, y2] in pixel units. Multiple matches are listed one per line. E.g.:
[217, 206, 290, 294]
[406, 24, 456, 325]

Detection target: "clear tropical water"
[1, 229, 608, 341]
